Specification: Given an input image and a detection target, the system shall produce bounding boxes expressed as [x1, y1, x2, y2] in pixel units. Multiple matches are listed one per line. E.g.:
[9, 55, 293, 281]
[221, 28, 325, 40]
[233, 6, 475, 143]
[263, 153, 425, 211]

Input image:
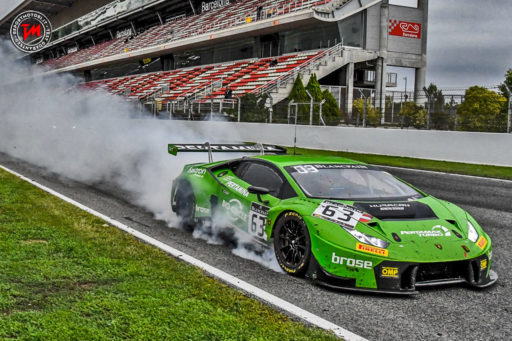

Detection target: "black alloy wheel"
[273, 211, 312, 276]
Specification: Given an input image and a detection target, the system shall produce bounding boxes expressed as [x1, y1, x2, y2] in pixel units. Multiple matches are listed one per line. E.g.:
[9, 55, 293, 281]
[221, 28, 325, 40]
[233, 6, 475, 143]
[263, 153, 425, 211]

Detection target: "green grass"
[289, 147, 512, 180]
[0, 169, 337, 340]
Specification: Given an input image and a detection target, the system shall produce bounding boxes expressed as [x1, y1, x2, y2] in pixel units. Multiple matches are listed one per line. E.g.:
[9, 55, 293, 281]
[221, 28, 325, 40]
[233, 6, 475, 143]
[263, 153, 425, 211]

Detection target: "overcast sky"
[1, 0, 510, 90]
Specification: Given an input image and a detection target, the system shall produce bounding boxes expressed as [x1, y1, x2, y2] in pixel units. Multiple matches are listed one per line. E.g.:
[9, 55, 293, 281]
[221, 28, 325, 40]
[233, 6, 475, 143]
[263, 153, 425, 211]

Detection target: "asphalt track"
[1, 151, 511, 341]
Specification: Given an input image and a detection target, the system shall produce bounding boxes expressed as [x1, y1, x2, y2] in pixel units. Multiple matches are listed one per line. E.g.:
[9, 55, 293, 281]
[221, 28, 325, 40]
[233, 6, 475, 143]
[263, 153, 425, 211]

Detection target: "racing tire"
[273, 212, 312, 276]
[174, 181, 196, 231]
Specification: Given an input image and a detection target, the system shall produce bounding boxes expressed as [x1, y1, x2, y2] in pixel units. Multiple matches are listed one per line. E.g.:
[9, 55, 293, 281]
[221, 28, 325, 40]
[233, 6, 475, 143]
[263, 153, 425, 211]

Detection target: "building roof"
[0, 0, 78, 35]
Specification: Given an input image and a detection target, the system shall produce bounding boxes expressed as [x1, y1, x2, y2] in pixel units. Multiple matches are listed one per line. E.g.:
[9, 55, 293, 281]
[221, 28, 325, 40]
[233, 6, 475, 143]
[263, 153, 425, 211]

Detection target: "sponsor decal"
[476, 236, 488, 250]
[248, 202, 269, 240]
[222, 199, 247, 222]
[187, 167, 206, 177]
[10, 11, 52, 53]
[480, 259, 488, 271]
[401, 225, 451, 237]
[381, 267, 399, 278]
[356, 243, 388, 257]
[171, 144, 284, 153]
[290, 164, 370, 173]
[389, 19, 422, 39]
[201, 0, 231, 13]
[331, 253, 372, 269]
[369, 203, 411, 211]
[226, 181, 249, 197]
[196, 206, 210, 214]
[488, 250, 493, 261]
[313, 200, 372, 229]
[116, 28, 132, 39]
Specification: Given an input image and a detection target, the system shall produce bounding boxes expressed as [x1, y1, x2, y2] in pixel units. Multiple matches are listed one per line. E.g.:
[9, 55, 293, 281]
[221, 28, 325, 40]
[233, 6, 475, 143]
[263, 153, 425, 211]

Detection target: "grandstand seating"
[83, 51, 321, 103]
[41, 0, 332, 70]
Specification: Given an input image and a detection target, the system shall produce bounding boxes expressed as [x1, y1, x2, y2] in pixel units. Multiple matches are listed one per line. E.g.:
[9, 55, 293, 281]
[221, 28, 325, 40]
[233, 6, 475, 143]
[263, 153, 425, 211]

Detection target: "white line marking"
[0, 164, 366, 341]
[373, 164, 512, 184]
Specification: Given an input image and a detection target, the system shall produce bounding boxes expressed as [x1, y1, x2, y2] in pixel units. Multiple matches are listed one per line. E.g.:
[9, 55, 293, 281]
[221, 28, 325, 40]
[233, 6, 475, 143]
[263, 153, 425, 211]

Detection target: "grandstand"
[1, 0, 429, 122]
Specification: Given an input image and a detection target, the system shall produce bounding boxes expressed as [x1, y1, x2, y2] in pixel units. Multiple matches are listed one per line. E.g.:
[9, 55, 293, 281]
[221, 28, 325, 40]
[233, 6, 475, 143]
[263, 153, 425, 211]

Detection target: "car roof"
[250, 154, 368, 167]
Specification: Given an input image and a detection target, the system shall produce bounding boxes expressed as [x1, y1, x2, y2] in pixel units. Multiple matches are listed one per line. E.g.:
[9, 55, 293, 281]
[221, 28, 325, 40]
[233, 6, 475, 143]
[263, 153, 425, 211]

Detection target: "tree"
[287, 74, 309, 124]
[398, 101, 427, 129]
[353, 98, 381, 126]
[225, 93, 269, 122]
[499, 68, 512, 97]
[305, 73, 323, 102]
[425, 83, 449, 130]
[321, 89, 342, 126]
[305, 73, 323, 124]
[456, 86, 507, 132]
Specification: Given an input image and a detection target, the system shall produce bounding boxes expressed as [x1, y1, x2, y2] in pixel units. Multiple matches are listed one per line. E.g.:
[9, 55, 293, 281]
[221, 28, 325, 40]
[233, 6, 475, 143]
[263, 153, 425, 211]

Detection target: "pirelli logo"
[356, 243, 388, 257]
[476, 236, 488, 250]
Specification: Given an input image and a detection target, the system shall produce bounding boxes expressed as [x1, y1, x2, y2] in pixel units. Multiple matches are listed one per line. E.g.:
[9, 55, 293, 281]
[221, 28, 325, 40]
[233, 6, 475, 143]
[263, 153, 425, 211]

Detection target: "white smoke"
[0, 39, 282, 272]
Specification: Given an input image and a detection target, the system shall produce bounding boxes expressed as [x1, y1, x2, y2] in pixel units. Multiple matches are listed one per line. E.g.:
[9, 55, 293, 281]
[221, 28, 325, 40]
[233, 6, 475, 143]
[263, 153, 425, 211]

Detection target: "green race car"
[169, 143, 497, 294]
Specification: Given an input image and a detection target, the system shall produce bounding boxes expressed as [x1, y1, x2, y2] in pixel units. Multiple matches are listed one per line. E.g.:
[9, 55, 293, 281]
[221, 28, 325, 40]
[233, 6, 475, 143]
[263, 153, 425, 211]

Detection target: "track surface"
[1, 152, 511, 341]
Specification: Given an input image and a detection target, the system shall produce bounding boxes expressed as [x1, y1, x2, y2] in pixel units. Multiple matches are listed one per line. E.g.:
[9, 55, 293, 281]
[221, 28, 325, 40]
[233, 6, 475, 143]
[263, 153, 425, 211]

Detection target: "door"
[214, 160, 294, 243]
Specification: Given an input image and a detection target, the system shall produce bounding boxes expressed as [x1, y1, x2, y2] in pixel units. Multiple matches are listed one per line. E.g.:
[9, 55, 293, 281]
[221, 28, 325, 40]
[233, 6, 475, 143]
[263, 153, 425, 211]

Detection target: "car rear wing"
[168, 143, 287, 163]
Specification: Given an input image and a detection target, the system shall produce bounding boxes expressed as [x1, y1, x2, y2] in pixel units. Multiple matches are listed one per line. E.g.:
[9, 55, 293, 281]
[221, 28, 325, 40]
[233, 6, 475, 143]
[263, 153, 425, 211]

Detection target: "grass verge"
[0, 168, 337, 340]
[289, 147, 512, 180]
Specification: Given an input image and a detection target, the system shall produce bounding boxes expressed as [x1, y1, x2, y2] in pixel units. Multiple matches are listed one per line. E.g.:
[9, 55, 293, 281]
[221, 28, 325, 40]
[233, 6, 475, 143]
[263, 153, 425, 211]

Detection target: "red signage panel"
[389, 19, 422, 39]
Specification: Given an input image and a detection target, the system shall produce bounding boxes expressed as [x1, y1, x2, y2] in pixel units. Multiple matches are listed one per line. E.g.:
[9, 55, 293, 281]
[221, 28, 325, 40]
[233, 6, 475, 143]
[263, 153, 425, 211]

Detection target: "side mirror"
[248, 186, 270, 203]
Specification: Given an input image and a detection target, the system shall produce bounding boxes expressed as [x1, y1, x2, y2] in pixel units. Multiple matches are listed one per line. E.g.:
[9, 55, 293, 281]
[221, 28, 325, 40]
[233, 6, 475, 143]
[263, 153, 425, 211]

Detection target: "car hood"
[352, 198, 468, 244]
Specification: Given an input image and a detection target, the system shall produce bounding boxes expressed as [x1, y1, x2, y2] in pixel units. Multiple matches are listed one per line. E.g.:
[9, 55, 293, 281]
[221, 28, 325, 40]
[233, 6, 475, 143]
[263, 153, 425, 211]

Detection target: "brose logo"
[331, 253, 372, 269]
[381, 267, 399, 278]
[10, 11, 52, 53]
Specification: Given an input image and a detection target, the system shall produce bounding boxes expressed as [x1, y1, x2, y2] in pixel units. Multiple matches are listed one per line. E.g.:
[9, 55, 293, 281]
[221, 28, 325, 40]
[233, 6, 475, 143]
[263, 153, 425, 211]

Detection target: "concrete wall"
[167, 121, 512, 167]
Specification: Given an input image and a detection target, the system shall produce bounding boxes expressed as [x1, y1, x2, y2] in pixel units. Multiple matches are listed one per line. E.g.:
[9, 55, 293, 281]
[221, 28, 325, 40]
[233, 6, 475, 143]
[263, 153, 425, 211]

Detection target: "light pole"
[403, 77, 408, 100]
[504, 84, 511, 133]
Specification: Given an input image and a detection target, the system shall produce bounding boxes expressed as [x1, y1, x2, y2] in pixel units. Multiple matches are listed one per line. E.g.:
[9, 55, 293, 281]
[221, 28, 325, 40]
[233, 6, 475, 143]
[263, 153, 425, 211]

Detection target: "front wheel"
[273, 212, 311, 276]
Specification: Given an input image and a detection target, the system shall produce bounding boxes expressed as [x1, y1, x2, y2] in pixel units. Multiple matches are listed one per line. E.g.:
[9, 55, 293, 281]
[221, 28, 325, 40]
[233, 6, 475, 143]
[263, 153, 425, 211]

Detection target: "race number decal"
[249, 202, 269, 240]
[313, 200, 372, 229]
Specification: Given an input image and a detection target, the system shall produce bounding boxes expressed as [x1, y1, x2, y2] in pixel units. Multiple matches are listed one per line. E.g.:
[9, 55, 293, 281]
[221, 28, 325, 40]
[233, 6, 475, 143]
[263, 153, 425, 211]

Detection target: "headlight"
[348, 229, 390, 249]
[467, 221, 479, 243]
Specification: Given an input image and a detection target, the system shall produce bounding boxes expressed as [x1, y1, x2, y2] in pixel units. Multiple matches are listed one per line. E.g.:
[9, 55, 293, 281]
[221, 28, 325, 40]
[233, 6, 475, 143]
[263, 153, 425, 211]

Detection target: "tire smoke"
[0, 39, 281, 273]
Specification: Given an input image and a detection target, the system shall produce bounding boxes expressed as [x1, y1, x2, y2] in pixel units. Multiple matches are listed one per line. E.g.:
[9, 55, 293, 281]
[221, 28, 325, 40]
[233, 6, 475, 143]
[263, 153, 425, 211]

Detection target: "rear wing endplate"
[168, 143, 287, 163]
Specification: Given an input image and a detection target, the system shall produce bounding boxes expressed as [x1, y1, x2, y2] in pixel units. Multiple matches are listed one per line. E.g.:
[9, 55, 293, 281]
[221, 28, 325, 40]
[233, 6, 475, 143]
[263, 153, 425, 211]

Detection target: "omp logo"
[480, 259, 488, 270]
[356, 243, 388, 257]
[21, 23, 40, 41]
[381, 267, 399, 278]
[331, 253, 372, 269]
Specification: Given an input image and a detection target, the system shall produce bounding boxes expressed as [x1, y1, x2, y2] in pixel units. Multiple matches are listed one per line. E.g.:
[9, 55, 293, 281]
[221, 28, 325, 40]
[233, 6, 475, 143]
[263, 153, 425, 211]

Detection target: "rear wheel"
[273, 212, 311, 276]
[174, 181, 195, 231]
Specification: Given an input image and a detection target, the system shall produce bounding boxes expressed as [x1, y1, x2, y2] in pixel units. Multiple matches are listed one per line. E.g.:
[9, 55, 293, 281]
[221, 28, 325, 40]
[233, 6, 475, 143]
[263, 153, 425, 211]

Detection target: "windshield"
[285, 164, 423, 200]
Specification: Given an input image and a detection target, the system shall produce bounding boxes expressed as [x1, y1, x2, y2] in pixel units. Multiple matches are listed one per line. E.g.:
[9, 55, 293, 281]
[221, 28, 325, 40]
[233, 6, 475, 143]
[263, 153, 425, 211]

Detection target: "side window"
[240, 162, 284, 197]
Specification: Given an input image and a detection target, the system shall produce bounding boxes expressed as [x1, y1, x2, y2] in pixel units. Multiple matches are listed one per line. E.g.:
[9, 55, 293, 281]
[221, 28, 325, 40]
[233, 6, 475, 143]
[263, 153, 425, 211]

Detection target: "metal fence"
[137, 87, 512, 133]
